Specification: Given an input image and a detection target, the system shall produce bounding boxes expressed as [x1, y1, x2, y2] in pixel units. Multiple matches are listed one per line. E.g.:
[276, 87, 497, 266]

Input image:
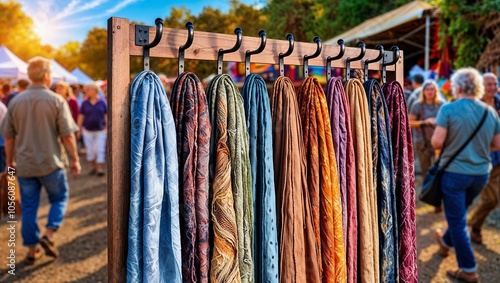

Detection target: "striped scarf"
[241, 74, 279, 283]
[382, 81, 418, 283]
[207, 74, 254, 283]
[170, 72, 211, 283]
[364, 79, 398, 283]
[298, 76, 346, 282]
[271, 76, 320, 283]
[344, 78, 379, 283]
[128, 71, 182, 283]
[325, 77, 358, 283]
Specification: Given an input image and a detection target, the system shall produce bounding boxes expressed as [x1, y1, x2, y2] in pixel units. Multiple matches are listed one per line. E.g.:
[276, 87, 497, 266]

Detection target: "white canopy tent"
[51, 59, 79, 84]
[71, 67, 94, 84]
[0, 45, 28, 79]
[325, 0, 438, 71]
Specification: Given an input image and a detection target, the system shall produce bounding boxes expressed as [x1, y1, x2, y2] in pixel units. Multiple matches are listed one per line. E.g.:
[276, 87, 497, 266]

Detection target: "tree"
[53, 41, 82, 72]
[0, 0, 47, 60]
[438, 0, 500, 68]
[79, 27, 107, 80]
[154, 1, 268, 80]
[263, 0, 412, 43]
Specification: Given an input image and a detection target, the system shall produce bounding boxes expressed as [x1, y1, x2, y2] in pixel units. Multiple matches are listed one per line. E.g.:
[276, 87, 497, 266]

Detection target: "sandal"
[447, 269, 478, 283]
[25, 248, 43, 265]
[40, 236, 59, 258]
[434, 228, 450, 257]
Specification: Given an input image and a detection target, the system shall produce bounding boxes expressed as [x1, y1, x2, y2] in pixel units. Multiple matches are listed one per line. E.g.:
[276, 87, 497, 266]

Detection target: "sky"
[19, 0, 263, 47]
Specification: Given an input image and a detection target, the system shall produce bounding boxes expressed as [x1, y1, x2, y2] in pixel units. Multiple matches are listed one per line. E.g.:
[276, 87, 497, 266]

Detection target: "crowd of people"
[0, 56, 107, 264]
[0, 55, 499, 282]
[405, 69, 500, 283]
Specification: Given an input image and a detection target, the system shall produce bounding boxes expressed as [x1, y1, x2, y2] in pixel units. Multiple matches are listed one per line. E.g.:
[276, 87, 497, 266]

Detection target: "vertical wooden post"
[107, 17, 131, 283]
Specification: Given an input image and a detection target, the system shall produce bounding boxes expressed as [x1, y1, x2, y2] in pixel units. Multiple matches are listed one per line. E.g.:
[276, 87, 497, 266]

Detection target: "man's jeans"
[440, 171, 489, 273]
[18, 169, 69, 246]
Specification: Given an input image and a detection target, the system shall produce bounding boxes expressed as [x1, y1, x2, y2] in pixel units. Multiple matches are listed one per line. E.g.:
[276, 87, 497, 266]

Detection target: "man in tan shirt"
[0, 57, 81, 264]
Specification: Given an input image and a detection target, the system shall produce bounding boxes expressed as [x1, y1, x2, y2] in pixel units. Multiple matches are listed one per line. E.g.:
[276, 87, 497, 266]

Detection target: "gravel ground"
[0, 162, 498, 282]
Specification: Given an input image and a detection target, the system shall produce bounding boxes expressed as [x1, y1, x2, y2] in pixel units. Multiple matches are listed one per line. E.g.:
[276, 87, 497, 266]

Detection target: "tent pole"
[425, 14, 430, 71]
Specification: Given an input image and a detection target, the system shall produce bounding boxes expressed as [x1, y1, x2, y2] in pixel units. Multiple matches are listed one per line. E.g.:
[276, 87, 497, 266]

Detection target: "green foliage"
[152, 1, 268, 80]
[438, 0, 498, 68]
[264, 0, 411, 42]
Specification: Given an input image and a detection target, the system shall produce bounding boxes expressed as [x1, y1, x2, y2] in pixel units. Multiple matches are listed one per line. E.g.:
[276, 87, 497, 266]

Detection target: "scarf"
[241, 74, 279, 283]
[297, 76, 346, 282]
[128, 71, 182, 283]
[207, 74, 253, 283]
[344, 78, 379, 283]
[364, 79, 398, 283]
[170, 72, 211, 283]
[271, 76, 320, 283]
[325, 77, 358, 283]
[382, 81, 418, 283]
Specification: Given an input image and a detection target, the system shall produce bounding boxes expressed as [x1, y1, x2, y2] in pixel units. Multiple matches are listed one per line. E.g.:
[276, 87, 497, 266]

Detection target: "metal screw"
[117, 25, 121, 29]
[145, 63, 149, 66]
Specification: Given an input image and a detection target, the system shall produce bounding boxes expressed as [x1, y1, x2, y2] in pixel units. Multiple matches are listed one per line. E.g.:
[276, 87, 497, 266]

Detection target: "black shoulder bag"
[419, 108, 489, 207]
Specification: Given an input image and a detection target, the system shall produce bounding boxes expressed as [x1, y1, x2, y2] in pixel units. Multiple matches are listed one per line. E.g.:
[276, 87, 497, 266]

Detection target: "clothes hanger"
[217, 28, 243, 75]
[382, 46, 400, 84]
[303, 36, 322, 77]
[136, 18, 163, 71]
[178, 22, 194, 76]
[278, 33, 294, 77]
[363, 44, 384, 82]
[326, 39, 345, 81]
[345, 41, 366, 81]
[245, 30, 267, 76]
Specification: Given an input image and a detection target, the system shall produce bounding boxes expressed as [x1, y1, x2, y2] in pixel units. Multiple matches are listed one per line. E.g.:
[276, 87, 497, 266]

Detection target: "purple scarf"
[382, 81, 418, 283]
[325, 77, 358, 283]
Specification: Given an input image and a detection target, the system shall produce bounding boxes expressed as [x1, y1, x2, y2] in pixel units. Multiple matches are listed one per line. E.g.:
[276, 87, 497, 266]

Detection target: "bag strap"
[440, 107, 489, 170]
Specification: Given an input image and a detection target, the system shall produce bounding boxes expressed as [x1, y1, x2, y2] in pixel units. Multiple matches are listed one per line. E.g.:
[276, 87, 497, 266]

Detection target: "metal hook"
[135, 18, 163, 71]
[345, 41, 366, 81]
[245, 30, 266, 76]
[303, 36, 322, 77]
[326, 39, 345, 81]
[178, 22, 194, 76]
[363, 44, 384, 81]
[217, 28, 243, 75]
[382, 46, 400, 83]
[279, 34, 294, 77]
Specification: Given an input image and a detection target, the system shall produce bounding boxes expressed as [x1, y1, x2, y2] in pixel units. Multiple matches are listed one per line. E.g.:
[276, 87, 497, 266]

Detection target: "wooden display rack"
[106, 16, 404, 282]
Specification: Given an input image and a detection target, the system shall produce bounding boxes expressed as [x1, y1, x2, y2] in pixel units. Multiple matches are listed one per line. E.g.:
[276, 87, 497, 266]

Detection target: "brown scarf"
[297, 76, 347, 282]
[271, 76, 321, 283]
[344, 78, 379, 283]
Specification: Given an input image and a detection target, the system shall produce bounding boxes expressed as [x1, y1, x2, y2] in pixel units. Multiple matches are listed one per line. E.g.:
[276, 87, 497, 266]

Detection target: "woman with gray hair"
[431, 67, 500, 282]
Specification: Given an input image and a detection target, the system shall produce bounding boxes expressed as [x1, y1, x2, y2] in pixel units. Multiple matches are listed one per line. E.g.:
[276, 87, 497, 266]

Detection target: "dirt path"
[0, 159, 108, 283]
[0, 163, 498, 282]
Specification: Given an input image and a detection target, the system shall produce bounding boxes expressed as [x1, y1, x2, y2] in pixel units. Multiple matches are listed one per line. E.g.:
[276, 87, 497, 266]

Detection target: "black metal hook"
[345, 41, 366, 81]
[217, 28, 243, 74]
[279, 33, 294, 77]
[382, 46, 400, 83]
[326, 39, 345, 81]
[135, 18, 163, 71]
[178, 22, 194, 75]
[303, 36, 322, 77]
[363, 44, 384, 81]
[245, 30, 266, 76]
